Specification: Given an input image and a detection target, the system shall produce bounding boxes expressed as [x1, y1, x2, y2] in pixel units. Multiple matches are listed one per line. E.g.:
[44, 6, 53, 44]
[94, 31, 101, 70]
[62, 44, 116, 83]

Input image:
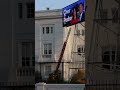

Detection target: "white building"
[35, 9, 85, 82]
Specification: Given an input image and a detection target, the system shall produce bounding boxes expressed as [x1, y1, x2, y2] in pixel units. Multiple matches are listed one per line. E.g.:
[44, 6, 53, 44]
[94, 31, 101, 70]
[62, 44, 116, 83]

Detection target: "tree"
[70, 70, 85, 84]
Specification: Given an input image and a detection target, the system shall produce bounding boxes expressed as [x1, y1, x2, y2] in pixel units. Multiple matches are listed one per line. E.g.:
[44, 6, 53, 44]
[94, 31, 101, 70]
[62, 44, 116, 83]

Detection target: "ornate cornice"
[35, 9, 62, 20]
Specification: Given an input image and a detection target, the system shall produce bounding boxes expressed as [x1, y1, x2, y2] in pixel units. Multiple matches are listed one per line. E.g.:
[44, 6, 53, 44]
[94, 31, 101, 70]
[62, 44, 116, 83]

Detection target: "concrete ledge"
[36, 83, 85, 90]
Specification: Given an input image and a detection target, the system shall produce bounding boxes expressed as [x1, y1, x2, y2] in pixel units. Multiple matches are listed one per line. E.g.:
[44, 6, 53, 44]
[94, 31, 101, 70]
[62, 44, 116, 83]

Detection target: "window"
[45, 65, 51, 76]
[18, 3, 23, 18]
[42, 27, 45, 34]
[46, 27, 49, 34]
[22, 42, 30, 67]
[77, 45, 85, 55]
[102, 50, 120, 70]
[51, 27, 53, 33]
[19, 70, 22, 76]
[78, 45, 85, 53]
[26, 2, 34, 18]
[76, 30, 79, 35]
[100, 9, 108, 23]
[43, 43, 52, 55]
[111, 8, 119, 23]
[21, 42, 34, 67]
[22, 57, 30, 67]
[32, 44, 35, 66]
[32, 57, 35, 66]
[42, 26, 54, 34]
[81, 29, 85, 36]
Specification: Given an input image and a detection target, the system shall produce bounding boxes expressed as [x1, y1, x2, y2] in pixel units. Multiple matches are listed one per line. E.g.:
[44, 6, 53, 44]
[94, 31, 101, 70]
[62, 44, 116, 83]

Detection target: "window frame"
[102, 50, 120, 70]
[18, 3, 23, 19]
[26, 2, 34, 18]
[43, 43, 52, 55]
[41, 25, 54, 34]
[45, 65, 52, 77]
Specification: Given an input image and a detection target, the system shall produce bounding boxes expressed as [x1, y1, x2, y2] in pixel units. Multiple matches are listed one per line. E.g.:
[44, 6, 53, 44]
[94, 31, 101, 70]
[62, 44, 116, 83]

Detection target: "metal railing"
[0, 82, 34, 90]
[85, 80, 120, 90]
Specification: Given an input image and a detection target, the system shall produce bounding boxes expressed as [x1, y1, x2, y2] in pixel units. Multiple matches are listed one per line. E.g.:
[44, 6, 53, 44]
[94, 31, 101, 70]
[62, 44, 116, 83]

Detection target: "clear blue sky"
[35, 0, 78, 11]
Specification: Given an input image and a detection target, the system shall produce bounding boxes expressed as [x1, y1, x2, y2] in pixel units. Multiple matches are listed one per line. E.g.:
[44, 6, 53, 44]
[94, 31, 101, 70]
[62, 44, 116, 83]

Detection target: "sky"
[35, 0, 79, 11]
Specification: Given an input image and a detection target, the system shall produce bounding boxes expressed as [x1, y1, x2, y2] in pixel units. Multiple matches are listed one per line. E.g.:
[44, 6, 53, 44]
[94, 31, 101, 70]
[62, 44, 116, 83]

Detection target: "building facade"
[86, 0, 120, 84]
[0, 0, 34, 84]
[35, 9, 85, 82]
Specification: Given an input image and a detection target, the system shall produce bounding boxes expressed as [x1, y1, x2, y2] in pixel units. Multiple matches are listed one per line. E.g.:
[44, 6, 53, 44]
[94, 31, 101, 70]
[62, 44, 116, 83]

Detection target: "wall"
[0, 0, 34, 83]
[36, 83, 85, 90]
[35, 10, 82, 81]
[9, 0, 34, 83]
[35, 9, 64, 80]
[35, 9, 85, 81]
[86, 0, 120, 83]
[0, 0, 12, 82]
[63, 22, 85, 80]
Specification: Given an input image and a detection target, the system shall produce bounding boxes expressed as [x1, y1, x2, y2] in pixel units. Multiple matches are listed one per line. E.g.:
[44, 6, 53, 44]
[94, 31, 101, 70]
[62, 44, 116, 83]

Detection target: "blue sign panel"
[62, 0, 85, 27]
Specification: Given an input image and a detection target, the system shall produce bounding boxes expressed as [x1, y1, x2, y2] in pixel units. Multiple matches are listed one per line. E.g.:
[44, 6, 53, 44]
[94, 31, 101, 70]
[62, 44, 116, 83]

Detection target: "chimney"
[46, 7, 50, 10]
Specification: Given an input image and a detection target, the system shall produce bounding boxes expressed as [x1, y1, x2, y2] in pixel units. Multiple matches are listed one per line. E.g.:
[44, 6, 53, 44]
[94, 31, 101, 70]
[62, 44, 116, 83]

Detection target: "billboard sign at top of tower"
[62, 0, 85, 27]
